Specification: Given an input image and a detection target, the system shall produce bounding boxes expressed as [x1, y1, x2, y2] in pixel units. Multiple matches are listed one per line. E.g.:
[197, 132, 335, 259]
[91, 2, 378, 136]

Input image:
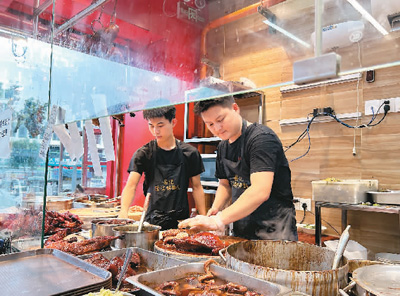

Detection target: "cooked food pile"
[155, 259, 264, 296]
[44, 210, 83, 234]
[45, 231, 120, 255]
[86, 287, 125, 296]
[1, 209, 83, 237]
[95, 219, 135, 225]
[161, 230, 226, 255]
[84, 252, 144, 292]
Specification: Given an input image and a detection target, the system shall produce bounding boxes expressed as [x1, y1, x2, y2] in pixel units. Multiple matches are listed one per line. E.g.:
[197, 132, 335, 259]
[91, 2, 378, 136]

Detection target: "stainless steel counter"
[314, 202, 400, 246]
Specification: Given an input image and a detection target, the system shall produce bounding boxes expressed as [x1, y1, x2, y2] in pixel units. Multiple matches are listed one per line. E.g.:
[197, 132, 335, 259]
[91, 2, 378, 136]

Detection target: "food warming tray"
[0, 248, 112, 295]
[79, 247, 186, 271]
[126, 262, 292, 296]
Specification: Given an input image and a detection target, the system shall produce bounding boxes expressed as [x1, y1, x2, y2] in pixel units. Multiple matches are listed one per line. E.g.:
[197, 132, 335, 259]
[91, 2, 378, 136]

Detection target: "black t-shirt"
[128, 140, 204, 190]
[216, 123, 293, 205]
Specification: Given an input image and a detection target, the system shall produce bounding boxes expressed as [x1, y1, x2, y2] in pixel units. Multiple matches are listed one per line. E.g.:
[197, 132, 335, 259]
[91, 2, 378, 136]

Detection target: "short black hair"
[143, 106, 176, 122]
[193, 96, 235, 115]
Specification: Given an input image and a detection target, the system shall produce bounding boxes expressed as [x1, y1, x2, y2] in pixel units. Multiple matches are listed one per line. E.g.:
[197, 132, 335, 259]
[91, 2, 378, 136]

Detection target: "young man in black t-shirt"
[179, 96, 297, 241]
[119, 106, 205, 230]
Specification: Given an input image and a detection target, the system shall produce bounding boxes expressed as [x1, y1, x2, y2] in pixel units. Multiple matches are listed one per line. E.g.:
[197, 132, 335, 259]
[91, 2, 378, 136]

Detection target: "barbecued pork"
[45, 235, 119, 255]
[169, 232, 226, 255]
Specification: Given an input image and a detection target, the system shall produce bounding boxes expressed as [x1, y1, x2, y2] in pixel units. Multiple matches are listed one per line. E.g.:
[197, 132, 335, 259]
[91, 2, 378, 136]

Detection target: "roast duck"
[160, 229, 227, 255]
[155, 259, 264, 296]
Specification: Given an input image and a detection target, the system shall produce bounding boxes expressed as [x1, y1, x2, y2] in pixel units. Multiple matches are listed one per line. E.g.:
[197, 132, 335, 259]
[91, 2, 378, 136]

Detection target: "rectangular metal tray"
[0, 248, 112, 296]
[126, 262, 292, 296]
[79, 247, 186, 271]
[367, 190, 400, 205]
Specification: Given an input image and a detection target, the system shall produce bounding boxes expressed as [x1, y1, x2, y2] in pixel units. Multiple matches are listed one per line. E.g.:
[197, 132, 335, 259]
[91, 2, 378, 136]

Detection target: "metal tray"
[79, 247, 186, 271]
[126, 262, 292, 296]
[0, 248, 112, 295]
[367, 190, 400, 205]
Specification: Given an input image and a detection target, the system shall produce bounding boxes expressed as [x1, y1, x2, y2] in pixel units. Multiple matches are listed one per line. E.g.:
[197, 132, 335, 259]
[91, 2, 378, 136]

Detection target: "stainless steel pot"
[91, 218, 135, 237]
[220, 240, 348, 296]
[340, 264, 400, 296]
[112, 224, 161, 251]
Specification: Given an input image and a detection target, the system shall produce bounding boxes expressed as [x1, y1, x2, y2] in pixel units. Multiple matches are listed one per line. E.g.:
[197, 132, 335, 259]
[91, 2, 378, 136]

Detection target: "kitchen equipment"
[221, 240, 348, 296]
[340, 265, 400, 296]
[154, 234, 246, 263]
[21, 196, 73, 211]
[0, 248, 111, 295]
[73, 195, 120, 208]
[79, 247, 186, 271]
[112, 224, 161, 250]
[325, 239, 367, 260]
[137, 193, 151, 233]
[62, 208, 119, 230]
[91, 218, 136, 237]
[312, 179, 378, 204]
[367, 190, 400, 205]
[332, 225, 351, 269]
[375, 252, 400, 264]
[115, 248, 133, 292]
[126, 262, 292, 296]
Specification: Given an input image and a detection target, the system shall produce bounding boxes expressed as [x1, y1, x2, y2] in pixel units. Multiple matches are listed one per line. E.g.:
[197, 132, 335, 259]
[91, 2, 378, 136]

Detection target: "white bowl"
[375, 252, 400, 264]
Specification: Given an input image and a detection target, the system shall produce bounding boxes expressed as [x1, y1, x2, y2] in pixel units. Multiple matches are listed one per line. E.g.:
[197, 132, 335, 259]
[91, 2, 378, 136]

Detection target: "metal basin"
[112, 224, 161, 251]
[222, 240, 348, 296]
[91, 218, 136, 237]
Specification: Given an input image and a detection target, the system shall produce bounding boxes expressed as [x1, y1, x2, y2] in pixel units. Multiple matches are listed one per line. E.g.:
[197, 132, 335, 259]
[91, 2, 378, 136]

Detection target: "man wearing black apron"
[119, 106, 206, 230]
[179, 97, 297, 241]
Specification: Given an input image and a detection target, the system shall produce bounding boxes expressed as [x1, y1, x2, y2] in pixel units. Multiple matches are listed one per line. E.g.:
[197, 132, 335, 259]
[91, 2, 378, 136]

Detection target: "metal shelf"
[314, 201, 400, 246]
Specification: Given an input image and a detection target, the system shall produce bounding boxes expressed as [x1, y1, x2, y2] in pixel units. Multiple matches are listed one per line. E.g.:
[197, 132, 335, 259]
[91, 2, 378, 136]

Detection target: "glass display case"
[1, 0, 399, 252]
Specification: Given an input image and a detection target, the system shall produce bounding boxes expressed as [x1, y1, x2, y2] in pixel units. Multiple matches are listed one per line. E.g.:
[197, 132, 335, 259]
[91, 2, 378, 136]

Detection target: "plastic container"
[190, 208, 197, 218]
[312, 179, 378, 204]
[324, 239, 368, 260]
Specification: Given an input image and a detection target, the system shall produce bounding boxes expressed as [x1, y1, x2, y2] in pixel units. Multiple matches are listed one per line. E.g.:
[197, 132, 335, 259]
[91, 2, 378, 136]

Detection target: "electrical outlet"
[299, 198, 312, 211]
[394, 97, 400, 112]
[365, 98, 398, 116]
[364, 99, 381, 115]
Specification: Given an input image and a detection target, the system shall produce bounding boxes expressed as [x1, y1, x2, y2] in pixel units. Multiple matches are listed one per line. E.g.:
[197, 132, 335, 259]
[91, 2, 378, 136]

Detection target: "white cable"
[353, 41, 362, 156]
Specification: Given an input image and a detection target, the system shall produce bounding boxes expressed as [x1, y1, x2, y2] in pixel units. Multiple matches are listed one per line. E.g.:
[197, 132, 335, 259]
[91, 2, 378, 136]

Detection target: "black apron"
[144, 140, 189, 230]
[221, 121, 298, 241]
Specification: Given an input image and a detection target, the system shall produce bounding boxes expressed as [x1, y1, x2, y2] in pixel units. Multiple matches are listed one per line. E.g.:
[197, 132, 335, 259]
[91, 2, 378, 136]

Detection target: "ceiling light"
[258, 6, 311, 49]
[262, 19, 311, 48]
[346, 0, 389, 35]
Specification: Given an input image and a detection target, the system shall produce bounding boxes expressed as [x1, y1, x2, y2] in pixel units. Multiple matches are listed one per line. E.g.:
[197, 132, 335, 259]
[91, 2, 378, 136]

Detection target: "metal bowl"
[91, 218, 136, 237]
[112, 224, 161, 251]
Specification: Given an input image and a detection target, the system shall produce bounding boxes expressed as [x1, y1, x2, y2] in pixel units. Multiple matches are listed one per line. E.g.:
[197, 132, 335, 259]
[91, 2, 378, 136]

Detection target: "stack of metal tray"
[79, 247, 186, 294]
[126, 262, 295, 296]
[0, 248, 112, 295]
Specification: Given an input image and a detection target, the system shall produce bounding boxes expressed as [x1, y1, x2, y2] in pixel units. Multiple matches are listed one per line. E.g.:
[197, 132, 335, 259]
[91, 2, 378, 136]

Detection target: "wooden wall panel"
[206, 5, 400, 253]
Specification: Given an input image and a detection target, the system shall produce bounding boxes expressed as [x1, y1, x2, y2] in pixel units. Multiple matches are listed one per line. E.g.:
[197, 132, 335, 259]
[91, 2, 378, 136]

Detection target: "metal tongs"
[137, 193, 151, 233]
[115, 248, 133, 292]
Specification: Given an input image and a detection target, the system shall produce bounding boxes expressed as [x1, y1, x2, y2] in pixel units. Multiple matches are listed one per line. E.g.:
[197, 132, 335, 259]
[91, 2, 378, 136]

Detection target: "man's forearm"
[212, 181, 231, 211]
[192, 185, 206, 215]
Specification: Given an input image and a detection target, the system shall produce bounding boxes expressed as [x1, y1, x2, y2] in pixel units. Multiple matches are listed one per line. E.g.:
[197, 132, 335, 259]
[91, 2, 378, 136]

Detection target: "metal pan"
[0, 248, 111, 295]
[78, 247, 186, 271]
[126, 262, 293, 296]
[352, 264, 400, 296]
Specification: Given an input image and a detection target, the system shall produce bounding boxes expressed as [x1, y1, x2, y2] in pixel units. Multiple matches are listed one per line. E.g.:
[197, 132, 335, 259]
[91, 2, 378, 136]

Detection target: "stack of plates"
[375, 252, 400, 264]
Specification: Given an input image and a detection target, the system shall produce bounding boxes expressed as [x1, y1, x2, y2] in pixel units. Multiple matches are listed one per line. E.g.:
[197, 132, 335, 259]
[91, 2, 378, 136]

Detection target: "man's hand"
[178, 214, 225, 235]
[118, 210, 128, 219]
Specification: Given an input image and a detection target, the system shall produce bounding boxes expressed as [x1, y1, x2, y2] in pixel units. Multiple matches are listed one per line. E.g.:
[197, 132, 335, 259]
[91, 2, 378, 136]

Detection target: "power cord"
[287, 101, 390, 161]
